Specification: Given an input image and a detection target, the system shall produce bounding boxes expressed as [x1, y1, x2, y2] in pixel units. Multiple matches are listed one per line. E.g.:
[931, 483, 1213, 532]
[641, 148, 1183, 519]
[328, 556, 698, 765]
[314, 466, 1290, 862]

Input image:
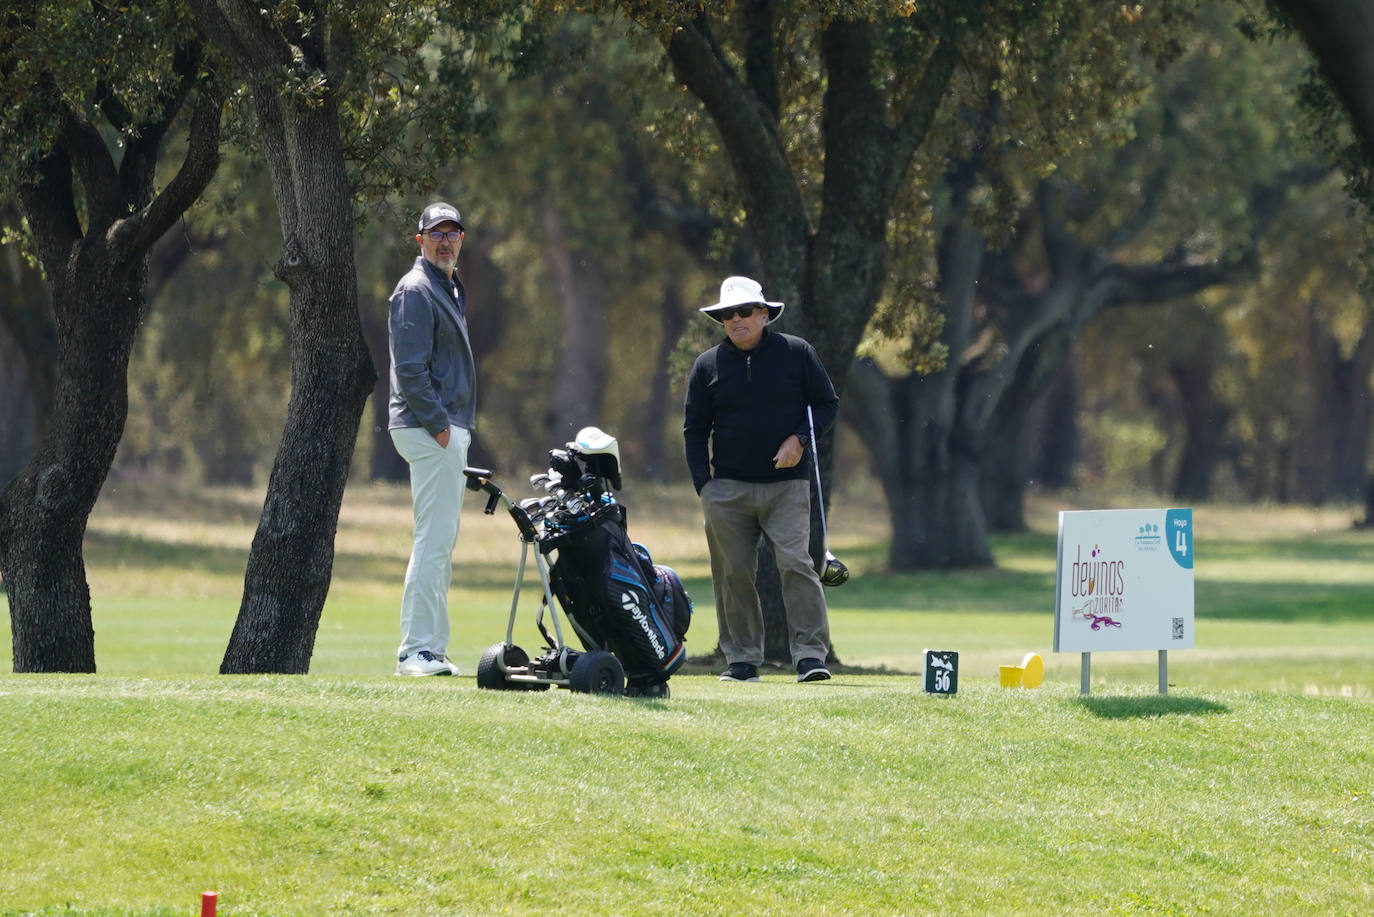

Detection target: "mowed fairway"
[1, 480, 1372, 915]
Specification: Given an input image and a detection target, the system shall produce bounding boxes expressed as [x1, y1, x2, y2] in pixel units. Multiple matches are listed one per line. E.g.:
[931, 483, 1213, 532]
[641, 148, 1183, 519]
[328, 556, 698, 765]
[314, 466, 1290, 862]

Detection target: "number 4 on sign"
[1176, 530, 1188, 555]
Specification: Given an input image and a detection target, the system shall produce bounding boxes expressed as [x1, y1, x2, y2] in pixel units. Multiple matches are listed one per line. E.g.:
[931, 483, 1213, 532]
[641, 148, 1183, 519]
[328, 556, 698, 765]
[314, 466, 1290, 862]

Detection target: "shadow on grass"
[823, 566, 1058, 614]
[83, 529, 546, 591]
[827, 534, 1374, 622]
[1077, 695, 1230, 719]
[1197, 580, 1374, 622]
[82, 527, 1374, 625]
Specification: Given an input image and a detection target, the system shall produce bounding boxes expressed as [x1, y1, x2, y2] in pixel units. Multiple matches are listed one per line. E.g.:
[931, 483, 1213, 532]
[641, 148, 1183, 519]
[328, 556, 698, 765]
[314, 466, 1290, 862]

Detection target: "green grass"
[1, 482, 1372, 915]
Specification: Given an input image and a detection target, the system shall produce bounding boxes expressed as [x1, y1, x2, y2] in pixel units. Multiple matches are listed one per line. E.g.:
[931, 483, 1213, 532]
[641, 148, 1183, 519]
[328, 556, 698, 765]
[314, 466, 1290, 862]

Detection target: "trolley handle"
[464, 466, 539, 542]
[462, 467, 503, 513]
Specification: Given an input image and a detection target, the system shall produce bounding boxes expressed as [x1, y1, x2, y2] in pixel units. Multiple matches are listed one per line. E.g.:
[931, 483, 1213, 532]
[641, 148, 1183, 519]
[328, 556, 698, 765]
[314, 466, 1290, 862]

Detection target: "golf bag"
[544, 503, 691, 684]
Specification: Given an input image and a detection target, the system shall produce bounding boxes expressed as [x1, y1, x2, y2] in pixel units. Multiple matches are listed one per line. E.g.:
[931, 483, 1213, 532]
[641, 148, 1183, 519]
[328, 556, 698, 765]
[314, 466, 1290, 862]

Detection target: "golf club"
[807, 405, 849, 587]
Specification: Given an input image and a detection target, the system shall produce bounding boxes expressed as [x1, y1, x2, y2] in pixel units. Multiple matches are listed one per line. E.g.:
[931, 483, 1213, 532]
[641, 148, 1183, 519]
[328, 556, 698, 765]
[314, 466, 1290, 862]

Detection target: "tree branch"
[15, 148, 82, 280]
[109, 85, 224, 261]
[1095, 252, 1258, 309]
[664, 13, 808, 269]
[889, 32, 962, 193]
[119, 43, 204, 201]
[739, 0, 780, 121]
[55, 100, 122, 228]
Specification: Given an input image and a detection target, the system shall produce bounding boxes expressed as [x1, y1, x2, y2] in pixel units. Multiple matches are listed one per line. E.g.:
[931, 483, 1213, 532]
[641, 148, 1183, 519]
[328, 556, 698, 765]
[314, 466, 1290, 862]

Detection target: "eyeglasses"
[718, 305, 762, 320]
[426, 230, 462, 242]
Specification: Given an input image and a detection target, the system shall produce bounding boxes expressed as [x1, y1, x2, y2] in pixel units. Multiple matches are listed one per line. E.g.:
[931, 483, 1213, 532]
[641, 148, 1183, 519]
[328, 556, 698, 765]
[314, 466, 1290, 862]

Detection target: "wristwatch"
[796, 433, 809, 449]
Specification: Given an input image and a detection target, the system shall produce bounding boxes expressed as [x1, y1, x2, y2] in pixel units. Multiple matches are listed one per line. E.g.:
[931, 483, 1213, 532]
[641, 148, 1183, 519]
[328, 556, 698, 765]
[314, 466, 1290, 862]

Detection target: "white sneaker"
[432, 653, 462, 676]
[396, 651, 452, 676]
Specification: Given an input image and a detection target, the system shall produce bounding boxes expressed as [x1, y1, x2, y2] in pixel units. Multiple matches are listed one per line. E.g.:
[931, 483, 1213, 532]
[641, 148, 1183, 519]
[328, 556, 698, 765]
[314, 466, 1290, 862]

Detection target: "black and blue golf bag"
[543, 503, 691, 687]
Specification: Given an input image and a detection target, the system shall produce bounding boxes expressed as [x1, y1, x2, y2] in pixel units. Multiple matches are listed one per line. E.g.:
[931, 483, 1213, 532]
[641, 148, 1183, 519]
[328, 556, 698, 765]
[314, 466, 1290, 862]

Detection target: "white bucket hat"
[699, 276, 784, 324]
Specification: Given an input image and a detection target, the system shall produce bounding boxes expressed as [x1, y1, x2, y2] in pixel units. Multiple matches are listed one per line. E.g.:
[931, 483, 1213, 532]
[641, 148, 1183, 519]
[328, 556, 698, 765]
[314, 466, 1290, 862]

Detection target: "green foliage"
[1238, 2, 1374, 221]
[114, 146, 291, 483]
[1071, 4, 1371, 500]
[450, 10, 723, 470]
[836, 0, 1202, 368]
[0, 1, 199, 195]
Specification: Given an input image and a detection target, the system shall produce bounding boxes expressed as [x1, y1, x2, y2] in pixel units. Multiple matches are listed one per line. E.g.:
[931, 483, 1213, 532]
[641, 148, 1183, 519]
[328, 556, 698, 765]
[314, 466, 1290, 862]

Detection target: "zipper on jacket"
[746, 354, 752, 382]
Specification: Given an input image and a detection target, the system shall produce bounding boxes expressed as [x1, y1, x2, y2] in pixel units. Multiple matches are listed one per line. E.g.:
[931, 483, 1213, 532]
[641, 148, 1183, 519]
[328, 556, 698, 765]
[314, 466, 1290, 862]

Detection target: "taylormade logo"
[621, 591, 666, 659]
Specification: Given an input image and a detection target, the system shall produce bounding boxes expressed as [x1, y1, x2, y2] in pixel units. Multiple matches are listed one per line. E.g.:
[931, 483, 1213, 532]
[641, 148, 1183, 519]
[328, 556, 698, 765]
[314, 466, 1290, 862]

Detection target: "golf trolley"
[463, 427, 691, 698]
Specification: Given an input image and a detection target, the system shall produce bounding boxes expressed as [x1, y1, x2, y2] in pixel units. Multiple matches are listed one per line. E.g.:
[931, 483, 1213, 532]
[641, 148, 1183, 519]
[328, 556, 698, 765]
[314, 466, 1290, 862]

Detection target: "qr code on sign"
[1172, 617, 1185, 640]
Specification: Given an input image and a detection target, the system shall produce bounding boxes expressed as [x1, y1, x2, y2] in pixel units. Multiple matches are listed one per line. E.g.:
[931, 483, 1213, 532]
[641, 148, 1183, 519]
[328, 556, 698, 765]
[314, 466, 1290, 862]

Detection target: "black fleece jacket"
[683, 329, 839, 494]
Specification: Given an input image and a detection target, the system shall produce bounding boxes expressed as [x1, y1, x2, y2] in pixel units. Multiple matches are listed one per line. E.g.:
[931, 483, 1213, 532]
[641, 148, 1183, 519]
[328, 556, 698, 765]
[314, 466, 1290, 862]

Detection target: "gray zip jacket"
[387, 256, 476, 435]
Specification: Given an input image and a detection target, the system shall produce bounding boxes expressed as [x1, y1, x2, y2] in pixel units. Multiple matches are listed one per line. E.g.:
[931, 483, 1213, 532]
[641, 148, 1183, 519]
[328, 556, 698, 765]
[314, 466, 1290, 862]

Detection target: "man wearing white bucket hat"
[683, 276, 840, 683]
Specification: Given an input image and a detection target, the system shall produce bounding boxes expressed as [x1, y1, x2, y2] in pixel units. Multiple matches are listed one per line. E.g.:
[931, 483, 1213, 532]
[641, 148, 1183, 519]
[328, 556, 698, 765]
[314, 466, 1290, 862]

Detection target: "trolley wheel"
[477, 643, 551, 692]
[476, 643, 513, 690]
[569, 650, 624, 696]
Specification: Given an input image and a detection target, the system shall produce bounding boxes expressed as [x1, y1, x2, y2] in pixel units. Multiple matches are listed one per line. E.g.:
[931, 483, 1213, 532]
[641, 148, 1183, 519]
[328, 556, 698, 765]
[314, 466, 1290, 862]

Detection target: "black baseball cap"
[418, 202, 464, 232]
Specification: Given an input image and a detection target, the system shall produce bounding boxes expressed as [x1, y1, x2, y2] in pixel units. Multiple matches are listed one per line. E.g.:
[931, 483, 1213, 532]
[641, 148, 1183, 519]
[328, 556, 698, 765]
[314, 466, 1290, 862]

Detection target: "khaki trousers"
[700, 478, 830, 666]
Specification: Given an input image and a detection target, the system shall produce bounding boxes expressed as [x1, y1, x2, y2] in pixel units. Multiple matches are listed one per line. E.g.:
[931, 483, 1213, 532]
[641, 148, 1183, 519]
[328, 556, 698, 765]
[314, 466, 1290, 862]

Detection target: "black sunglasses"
[426, 230, 463, 242]
[717, 304, 763, 320]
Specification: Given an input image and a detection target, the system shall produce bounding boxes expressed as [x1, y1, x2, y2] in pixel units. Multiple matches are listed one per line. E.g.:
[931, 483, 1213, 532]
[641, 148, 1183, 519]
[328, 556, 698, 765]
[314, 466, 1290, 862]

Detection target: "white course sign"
[1054, 508, 1194, 655]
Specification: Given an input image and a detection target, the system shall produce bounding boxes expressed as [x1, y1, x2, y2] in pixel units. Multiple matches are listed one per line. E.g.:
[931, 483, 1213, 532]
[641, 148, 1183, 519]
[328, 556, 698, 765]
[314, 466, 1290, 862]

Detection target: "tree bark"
[1291, 304, 1374, 503]
[0, 311, 40, 488]
[362, 304, 407, 484]
[0, 218, 56, 486]
[1269, 0, 1374, 519]
[1027, 360, 1080, 491]
[1166, 358, 1228, 503]
[540, 201, 609, 445]
[218, 101, 374, 673]
[981, 333, 1076, 533]
[639, 285, 687, 482]
[1, 62, 222, 672]
[2, 266, 145, 672]
[189, 0, 376, 673]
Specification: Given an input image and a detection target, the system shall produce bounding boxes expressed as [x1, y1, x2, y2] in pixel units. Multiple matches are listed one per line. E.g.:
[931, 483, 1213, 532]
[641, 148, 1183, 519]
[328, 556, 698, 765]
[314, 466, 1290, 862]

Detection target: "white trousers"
[390, 425, 470, 659]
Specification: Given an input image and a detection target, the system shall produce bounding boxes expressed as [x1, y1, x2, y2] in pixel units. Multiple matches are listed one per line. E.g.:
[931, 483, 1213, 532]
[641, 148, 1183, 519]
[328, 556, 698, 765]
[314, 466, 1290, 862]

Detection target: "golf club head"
[821, 551, 849, 587]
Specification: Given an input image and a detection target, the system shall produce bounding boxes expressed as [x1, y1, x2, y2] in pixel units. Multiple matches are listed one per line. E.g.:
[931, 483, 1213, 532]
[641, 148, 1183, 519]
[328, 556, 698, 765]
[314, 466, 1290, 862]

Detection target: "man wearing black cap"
[683, 276, 840, 683]
[387, 201, 475, 676]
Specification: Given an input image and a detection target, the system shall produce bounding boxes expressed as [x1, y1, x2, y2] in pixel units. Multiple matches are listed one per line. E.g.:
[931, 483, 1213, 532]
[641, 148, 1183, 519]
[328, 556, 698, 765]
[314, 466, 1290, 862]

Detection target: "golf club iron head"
[821, 551, 849, 587]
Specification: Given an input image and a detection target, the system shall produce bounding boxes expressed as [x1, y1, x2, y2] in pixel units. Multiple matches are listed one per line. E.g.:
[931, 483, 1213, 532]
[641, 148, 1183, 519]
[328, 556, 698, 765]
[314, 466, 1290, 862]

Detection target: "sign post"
[1053, 509, 1194, 695]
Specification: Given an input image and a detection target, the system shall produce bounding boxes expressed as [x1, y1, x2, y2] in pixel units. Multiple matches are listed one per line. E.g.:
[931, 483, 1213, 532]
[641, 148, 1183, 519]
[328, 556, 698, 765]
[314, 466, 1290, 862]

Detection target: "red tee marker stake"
[201, 891, 218, 917]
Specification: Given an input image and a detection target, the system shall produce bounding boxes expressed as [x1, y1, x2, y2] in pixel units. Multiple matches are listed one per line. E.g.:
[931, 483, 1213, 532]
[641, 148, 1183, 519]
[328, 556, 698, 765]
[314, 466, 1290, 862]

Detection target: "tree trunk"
[981, 332, 1076, 532]
[638, 285, 687, 482]
[1310, 313, 1374, 502]
[0, 225, 57, 487]
[1274, 1, 1374, 166]
[540, 201, 609, 444]
[217, 81, 375, 674]
[0, 320, 38, 488]
[1167, 359, 1227, 502]
[981, 404, 1031, 534]
[2, 51, 221, 672]
[362, 305, 407, 484]
[847, 360, 994, 570]
[2, 264, 147, 672]
[1027, 359, 1079, 490]
[889, 465, 993, 569]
